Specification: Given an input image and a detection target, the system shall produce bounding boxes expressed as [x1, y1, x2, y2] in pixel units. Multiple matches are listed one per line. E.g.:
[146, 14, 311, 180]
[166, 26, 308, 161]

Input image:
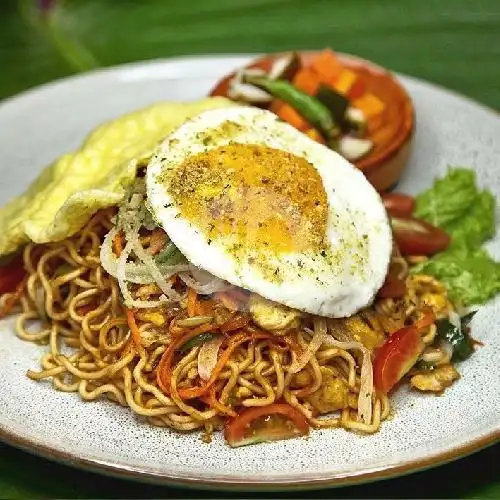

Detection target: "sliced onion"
[177, 316, 213, 328]
[178, 269, 231, 294]
[449, 310, 461, 331]
[198, 335, 224, 381]
[131, 237, 180, 300]
[325, 321, 373, 425]
[100, 228, 190, 284]
[288, 318, 327, 374]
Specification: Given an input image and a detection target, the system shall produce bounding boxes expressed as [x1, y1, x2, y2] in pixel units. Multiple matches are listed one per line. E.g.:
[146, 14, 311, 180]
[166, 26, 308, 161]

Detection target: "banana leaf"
[0, 0, 499, 109]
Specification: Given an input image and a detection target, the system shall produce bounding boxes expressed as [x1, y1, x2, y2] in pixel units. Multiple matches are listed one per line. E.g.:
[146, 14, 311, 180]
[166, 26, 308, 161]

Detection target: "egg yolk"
[167, 143, 328, 255]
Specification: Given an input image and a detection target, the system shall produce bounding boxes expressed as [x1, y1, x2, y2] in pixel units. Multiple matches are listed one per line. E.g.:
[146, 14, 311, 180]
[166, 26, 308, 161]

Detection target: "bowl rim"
[208, 49, 415, 176]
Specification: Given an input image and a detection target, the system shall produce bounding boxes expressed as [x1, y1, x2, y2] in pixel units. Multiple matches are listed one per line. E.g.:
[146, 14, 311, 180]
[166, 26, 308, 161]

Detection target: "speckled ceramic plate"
[0, 55, 499, 491]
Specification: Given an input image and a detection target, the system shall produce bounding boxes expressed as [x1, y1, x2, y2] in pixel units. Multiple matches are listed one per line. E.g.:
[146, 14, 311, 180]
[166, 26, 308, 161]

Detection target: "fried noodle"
[5, 208, 453, 440]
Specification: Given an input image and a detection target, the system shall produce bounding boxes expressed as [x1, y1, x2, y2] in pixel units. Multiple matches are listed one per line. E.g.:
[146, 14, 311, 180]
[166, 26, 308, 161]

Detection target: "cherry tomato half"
[0, 254, 27, 295]
[381, 193, 415, 217]
[391, 217, 451, 256]
[373, 325, 424, 394]
[224, 403, 309, 448]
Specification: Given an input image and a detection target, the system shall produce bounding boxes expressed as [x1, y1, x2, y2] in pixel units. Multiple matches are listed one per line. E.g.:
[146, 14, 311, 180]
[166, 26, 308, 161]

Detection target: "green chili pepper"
[178, 332, 218, 353]
[244, 75, 341, 147]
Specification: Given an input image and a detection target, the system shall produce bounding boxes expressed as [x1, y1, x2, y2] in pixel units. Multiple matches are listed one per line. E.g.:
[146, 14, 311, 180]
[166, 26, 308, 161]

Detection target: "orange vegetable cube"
[347, 78, 366, 100]
[332, 69, 358, 94]
[270, 100, 310, 131]
[309, 49, 343, 82]
[292, 69, 320, 95]
[353, 93, 385, 119]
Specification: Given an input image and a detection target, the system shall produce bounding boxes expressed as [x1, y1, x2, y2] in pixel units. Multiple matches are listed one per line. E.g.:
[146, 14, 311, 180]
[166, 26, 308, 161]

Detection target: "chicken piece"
[330, 315, 385, 350]
[136, 311, 166, 326]
[420, 292, 450, 319]
[410, 364, 460, 392]
[234, 386, 252, 399]
[307, 367, 348, 414]
[420, 345, 451, 367]
[248, 294, 301, 333]
[291, 369, 313, 388]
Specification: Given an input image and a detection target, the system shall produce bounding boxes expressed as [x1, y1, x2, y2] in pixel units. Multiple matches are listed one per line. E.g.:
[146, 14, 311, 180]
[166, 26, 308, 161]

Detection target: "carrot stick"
[156, 322, 217, 395]
[125, 308, 143, 352]
[187, 288, 198, 317]
[113, 231, 124, 257]
[178, 331, 275, 400]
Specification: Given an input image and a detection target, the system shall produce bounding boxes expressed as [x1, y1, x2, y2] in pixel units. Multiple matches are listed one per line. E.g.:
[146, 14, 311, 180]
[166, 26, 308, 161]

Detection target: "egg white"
[146, 106, 392, 317]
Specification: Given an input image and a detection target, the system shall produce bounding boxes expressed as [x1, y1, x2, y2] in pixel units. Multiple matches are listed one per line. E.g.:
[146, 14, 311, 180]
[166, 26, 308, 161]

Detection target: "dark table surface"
[0, 0, 498, 497]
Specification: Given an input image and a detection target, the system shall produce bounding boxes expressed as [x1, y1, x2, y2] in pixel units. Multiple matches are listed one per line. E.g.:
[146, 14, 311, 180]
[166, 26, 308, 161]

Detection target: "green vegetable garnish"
[314, 84, 349, 130]
[178, 332, 217, 353]
[435, 312, 477, 361]
[412, 168, 500, 305]
[243, 75, 341, 146]
[154, 242, 186, 265]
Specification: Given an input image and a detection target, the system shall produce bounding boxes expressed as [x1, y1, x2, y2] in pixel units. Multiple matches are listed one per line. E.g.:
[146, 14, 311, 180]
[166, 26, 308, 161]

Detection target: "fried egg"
[146, 107, 392, 317]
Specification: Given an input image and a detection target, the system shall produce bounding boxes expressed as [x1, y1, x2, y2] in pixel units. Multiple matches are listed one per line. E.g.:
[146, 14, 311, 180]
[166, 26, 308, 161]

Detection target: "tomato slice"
[391, 217, 450, 256]
[224, 403, 309, 448]
[0, 255, 27, 295]
[381, 193, 415, 217]
[373, 325, 424, 394]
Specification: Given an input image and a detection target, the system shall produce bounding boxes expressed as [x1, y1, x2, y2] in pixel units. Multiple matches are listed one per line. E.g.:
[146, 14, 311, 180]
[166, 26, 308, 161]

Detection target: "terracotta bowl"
[209, 51, 415, 192]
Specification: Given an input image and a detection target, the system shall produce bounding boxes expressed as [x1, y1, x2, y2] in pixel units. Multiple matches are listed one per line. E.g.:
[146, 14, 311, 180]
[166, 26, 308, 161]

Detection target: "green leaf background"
[1, 0, 499, 109]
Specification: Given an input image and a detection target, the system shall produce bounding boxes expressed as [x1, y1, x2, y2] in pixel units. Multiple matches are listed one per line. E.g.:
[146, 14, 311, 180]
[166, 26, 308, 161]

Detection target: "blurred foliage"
[0, 0, 498, 107]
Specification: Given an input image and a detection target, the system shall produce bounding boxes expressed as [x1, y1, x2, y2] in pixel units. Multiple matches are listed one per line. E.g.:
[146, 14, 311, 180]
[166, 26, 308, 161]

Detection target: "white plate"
[0, 55, 499, 491]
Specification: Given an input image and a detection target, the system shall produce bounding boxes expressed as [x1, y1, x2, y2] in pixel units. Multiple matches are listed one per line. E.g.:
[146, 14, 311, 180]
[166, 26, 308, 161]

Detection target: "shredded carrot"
[113, 231, 124, 257]
[0, 278, 27, 320]
[309, 49, 342, 82]
[178, 331, 275, 400]
[269, 100, 310, 131]
[156, 322, 217, 395]
[125, 308, 143, 352]
[149, 229, 167, 256]
[187, 288, 198, 318]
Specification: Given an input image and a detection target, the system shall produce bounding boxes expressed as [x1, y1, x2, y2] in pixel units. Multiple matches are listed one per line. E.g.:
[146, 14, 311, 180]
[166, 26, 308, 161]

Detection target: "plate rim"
[1, 420, 498, 491]
[0, 53, 499, 491]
